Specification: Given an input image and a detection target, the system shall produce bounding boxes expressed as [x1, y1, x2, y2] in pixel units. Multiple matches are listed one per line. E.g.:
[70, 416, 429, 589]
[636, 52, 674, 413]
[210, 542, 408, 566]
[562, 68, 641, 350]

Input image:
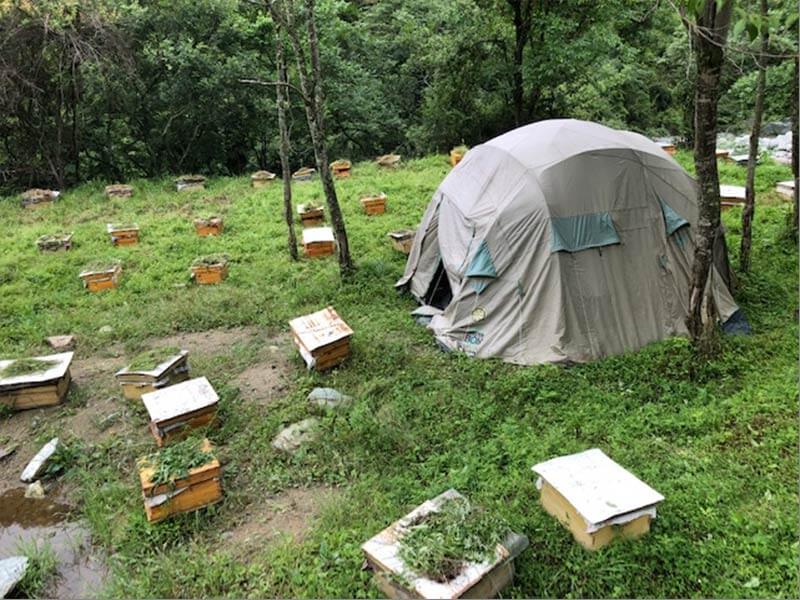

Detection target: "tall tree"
[268, 0, 353, 276]
[739, 0, 769, 273]
[506, 0, 533, 126]
[275, 25, 298, 261]
[792, 55, 799, 236]
[682, 0, 734, 346]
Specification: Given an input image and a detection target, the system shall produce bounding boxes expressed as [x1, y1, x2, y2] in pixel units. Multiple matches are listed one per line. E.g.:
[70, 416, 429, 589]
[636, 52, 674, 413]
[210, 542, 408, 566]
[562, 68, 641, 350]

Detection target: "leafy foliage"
[0, 357, 57, 378]
[126, 346, 181, 371]
[143, 437, 215, 487]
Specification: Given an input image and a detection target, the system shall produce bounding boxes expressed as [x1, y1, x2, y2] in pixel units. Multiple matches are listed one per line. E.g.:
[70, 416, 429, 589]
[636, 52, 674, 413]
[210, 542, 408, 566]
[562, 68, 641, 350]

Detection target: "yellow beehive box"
[0, 352, 73, 411]
[190, 255, 229, 285]
[251, 170, 276, 188]
[107, 223, 140, 246]
[115, 349, 190, 401]
[361, 193, 387, 215]
[79, 261, 121, 292]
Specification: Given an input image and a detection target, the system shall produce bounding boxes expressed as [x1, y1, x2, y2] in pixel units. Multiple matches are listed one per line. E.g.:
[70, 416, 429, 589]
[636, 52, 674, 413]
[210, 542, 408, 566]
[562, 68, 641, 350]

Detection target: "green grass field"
[0, 152, 797, 598]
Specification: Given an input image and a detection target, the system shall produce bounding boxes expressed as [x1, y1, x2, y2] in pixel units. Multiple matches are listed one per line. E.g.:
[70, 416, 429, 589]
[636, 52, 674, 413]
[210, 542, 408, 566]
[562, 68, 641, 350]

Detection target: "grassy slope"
[0, 153, 797, 598]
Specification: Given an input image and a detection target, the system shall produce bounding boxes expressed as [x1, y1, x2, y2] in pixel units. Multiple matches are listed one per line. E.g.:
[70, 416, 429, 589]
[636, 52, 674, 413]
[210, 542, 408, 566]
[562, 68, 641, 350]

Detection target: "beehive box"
[191, 255, 229, 285]
[776, 180, 795, 199]
[137, 438, 222, 523]
[107, 223, 140, 246]
[289, 306, 353, 371]
[719, 184, 746, 211]
[450, 146, 468, 166]
[657, 142, 677, 156]
[194, 216, 223, 237]
[175, 175, 206, 192]
[142, 377, 218, 446]
[716, 149, 731, 160]
[79, 261, 122, 292]
[298, 203, 325, 227]
[0, 352, 73, 411]
[388, 229, 415, 254]
[362, 489, 529, 599]
[330, 159, 351, 178]
[361, 193, 387, 215]
[115, 349, 190, 401]
[251, 170, 276, 188]
[21, 188, 59, 208]
[36, 233, 73, 252]
[292, 166, 316, 181]
[302, 227, 335, 258]
[376, 154, 401, 168]
[104, 184, 133, 199]
[532, 448, 664, 550]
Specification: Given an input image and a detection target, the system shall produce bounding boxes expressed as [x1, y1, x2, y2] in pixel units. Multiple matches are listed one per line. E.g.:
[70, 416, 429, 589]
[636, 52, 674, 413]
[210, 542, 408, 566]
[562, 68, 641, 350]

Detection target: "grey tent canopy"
[396, 119, 741, 365]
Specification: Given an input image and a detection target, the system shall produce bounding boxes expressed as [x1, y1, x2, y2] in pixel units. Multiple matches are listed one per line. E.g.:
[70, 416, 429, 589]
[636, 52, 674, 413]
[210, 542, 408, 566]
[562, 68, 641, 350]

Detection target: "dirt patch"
[221, 486, 342, 556]
[149, 326, 262, 357]
[235, 342, 293, 405]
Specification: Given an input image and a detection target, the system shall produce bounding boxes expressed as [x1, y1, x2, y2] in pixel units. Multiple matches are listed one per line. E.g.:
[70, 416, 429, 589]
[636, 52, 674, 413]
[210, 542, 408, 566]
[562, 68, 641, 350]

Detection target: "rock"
[0, 556, 28, 598]
[268, 345, 279, 353]
[46, 334, 76, 350]
[98, 325, 113, 335]
[25, 481, 45, 499]
[271, 418, 320, 453]
[307, 387, 352, 411]
[20, 437, 59, 483]
[0, 445, 17, 462]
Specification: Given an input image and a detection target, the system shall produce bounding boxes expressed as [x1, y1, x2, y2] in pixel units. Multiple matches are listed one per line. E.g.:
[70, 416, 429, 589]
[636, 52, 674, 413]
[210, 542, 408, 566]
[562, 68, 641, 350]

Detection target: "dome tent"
[396, 119, 742, 365]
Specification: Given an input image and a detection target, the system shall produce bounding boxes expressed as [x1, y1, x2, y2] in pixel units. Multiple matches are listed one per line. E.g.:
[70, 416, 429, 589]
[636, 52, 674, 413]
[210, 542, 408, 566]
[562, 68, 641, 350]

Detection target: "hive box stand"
[532, 448, 664, 551]
[115, 350, 190, 401]
[362, 489, 529, 599]
[289, 306, 353, 371]
[0, 352, 73, 411]
[137, 438, 222, 523]
[142, 376, 219, 446]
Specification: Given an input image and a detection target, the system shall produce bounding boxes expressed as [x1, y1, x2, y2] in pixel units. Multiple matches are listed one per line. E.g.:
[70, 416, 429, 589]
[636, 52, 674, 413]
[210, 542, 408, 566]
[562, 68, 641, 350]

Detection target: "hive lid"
[142, 376, 218, 423]
[116, 350, 189, 379]
[388, 229, 415, 240]
[361, 489, 527, 600]
[106, 223, 140, 232]
[0, 352, 74, 389]
[532, 448, 664, 529]
[302, 227, 335, 244]
[289, 306, 352, 352]
[719, 184, 746, 200]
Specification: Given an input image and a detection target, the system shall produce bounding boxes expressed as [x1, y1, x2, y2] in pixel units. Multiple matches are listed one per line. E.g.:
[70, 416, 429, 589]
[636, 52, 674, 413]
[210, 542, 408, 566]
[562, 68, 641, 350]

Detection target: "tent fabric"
[396, 119, 742, 366]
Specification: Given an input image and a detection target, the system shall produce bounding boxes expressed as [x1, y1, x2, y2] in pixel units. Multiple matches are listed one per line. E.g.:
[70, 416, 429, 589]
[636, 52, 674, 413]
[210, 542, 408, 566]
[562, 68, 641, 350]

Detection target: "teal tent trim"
[466, 240, 497, 293]
[658, 197, 689, 235]
[550, 212, 620, 253]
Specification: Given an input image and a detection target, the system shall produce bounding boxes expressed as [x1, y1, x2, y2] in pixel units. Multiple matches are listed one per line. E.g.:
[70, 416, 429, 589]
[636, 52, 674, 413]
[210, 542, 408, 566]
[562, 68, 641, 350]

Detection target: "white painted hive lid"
[361, 489, 524, 599]
[0, 352, 74, 388]
[719, 185, 746, 200]
[532, 448, 664, 529]
[142, 376, 218, 423]
[302, 227, 334, 244]
[289, 306, 353, 352]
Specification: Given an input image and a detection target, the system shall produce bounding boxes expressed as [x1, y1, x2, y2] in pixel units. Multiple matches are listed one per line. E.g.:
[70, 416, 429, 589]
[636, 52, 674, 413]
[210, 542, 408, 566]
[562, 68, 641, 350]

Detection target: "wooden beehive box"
[776, 180, 795, 199]
[0, 352, 73, 411]
[36, 233, 73, 252]
[657, 142, 677, 156]
[21, 188, 60, 208]
[715, 149, 731, 160]
[175, 175, 206, 192]
[719, 184, 746, 211]
[79, 261, 122, 292]
[289, 306, 353, 371]
[190, 255, 229, 285]
[376, 154, 401, 168]
[388, 229, 415, 254]
[302, 227, 335, 258]
[532, 448, 664, 551]
[107, 223, 140, 246]
[330, 159, 351, 179]
[362, 489, 529, 599]
[194, 216, 224, 237]
[450, 146, 468, 167]
[292, 166, 316, 181]
[141, 377, 218, 446]
[105, 184, 133, 199]
[251, 170, 276, 188]
[137, 438, 222, 523]
[115, 349, 190, 401]
[361, 193, 387, 215]
[298, 203, 325, 227]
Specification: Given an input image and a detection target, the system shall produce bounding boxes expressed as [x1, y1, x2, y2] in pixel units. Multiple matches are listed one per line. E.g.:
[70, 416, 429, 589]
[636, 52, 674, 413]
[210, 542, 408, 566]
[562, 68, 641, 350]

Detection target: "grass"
[142, 437, 216, 487]
[0, 153, 797, 598]
[397, 494, 510, 582]
[15, 539, 59, 598]
[0, 357, 57, 378]
[126, 347, 182, 372]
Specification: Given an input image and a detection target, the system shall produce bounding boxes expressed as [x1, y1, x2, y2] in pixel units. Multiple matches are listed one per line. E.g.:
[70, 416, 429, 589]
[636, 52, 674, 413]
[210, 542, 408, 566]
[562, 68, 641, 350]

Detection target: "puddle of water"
[0, 487, 107, 598]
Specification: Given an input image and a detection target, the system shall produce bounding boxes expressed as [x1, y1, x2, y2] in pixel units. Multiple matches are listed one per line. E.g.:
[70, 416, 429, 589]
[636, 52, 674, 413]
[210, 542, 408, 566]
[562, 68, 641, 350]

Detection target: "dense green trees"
[0, 0, 795, 191]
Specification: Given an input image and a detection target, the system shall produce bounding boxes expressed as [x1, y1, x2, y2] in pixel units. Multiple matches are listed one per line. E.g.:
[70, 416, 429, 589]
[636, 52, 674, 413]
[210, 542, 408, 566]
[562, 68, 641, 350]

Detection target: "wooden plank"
[143, 477, 222, 523]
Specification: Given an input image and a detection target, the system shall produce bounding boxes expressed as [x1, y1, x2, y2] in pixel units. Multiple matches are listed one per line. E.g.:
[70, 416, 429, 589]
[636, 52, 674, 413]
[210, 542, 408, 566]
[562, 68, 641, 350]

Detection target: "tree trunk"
[275, 29, 298, 261]
[686, 0, 733, 344]
[739, 0, 768, 273]
[507, 0, 531, 126]
[792, 55, 799, 236]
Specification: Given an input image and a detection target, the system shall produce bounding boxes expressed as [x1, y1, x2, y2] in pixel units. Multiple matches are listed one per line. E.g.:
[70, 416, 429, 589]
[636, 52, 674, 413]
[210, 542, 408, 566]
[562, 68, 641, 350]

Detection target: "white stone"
[271, 418, 320, 453]
[20, 437, 59, 483]
[0, 556, 28, 598]
[25, 481, 45, 499]
[307, 387, 352, 411]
